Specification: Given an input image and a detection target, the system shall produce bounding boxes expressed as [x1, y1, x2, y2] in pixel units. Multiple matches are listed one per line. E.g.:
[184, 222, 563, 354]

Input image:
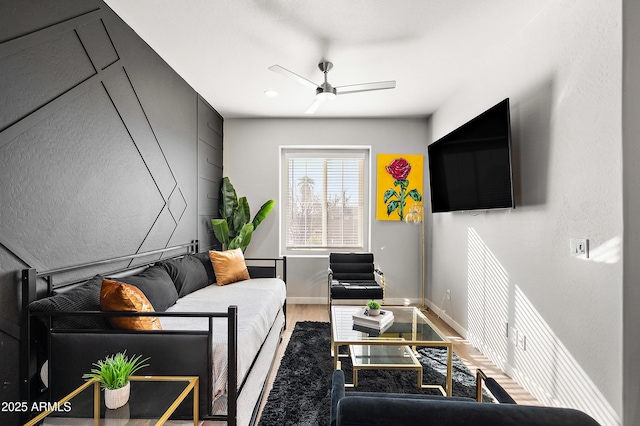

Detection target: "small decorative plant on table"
[82, 351, 149, 409]
[366, 300, 381, 316]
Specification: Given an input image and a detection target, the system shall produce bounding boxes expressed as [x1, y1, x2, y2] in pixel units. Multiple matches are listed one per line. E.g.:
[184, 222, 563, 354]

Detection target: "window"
[280, 147, 370, 256]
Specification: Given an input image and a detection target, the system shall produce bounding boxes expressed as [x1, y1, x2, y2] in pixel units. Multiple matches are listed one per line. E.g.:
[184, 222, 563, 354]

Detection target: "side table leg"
[193, 377, 199, 426]
[446, 346, 453, 396]
[94, 381, 100, 426]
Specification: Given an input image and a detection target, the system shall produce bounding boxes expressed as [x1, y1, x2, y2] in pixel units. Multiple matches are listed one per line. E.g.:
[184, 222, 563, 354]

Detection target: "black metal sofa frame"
[19, 241, 286, 426]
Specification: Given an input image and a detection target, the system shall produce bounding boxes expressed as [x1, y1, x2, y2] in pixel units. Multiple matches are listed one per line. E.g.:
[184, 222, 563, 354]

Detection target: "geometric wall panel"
[102, 67, 178, 200]
[0, 30, 96, 131]
[0, 83, 165, 268]
[168, 186, 188, 224]
[76, 18, 119, 71]
[0, 1, 217, 412]
[198, 97, 223, 250]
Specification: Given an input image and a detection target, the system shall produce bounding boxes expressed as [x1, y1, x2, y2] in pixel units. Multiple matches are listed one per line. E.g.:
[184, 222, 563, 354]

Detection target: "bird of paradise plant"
[211, 177, 275, 252]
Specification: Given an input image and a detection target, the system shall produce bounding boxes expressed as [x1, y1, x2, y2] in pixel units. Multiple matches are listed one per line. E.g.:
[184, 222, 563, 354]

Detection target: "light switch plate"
[570, 238, 589, 259]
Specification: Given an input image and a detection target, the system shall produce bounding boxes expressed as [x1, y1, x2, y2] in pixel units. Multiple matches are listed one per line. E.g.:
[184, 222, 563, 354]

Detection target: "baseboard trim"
[424, 298, 468, 338]
[288, 296, 327, 304]
[287, 297, 424, 306]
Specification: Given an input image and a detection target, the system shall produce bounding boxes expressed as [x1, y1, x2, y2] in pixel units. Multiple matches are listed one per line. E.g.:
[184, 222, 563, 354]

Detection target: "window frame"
[279, 145, 372, 257]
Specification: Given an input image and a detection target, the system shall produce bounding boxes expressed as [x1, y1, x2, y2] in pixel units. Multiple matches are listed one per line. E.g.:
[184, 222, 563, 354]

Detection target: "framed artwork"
[376, 154, 424, 221]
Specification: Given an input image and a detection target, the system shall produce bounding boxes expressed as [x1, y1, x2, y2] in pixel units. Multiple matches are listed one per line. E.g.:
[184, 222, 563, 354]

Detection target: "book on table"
[352, 307, 394, 331]
[352, 321, 394, 336]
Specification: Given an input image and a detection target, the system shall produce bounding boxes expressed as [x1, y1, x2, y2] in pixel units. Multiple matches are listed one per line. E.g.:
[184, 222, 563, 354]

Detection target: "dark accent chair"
[328, 253, 384, 308]
[330, 369, 600, 426]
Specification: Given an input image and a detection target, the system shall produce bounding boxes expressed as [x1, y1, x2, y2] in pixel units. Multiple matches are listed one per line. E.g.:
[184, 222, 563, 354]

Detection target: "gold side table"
[24, 375, 199, 426]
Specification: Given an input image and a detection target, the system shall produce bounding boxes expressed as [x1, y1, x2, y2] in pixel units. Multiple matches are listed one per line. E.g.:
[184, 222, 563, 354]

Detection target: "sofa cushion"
[113, 265, 178, 311]
[100, 279, 162, 330]
[159, 255, 209, 297]
[193, 252, 217, 285]
[28, 275, 110, 329]
[209, 248, 250, 286]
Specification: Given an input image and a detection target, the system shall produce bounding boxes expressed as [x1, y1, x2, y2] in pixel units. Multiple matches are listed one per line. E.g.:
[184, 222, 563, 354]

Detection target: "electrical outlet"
[570, 238, 589, 259]
[446, 289, 451, 300]
[516, 331, 527, 351]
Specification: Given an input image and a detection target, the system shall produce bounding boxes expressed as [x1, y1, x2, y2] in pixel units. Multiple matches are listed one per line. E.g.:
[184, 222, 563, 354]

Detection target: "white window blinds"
[282, 148, 370, 254]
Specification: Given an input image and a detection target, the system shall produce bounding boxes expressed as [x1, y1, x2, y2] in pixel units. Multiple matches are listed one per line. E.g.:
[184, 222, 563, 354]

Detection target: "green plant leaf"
[211, 218, 230, 247]
[219, 177, 238, 220]
[233, 197, 251, 234]
[214, 177, 274, 252]
[387, 200, 399, 215]
[82, 351, 149, 390]
[228, 223, 253, 252]
[383, 189, 398, 203]
[252, 199, 275, 231]
[407, 189, 422, 201]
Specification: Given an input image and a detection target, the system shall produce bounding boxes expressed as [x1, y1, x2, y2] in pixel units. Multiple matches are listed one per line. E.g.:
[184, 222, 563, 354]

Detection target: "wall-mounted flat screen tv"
[428, 98, 515, 213]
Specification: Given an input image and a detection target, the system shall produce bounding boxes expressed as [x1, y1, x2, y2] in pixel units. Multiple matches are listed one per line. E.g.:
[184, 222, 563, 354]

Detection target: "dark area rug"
[258, 321, 491, 426]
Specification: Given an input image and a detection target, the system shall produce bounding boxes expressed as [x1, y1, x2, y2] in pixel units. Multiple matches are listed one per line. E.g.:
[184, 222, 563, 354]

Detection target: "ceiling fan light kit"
[269, 61, 396, 114]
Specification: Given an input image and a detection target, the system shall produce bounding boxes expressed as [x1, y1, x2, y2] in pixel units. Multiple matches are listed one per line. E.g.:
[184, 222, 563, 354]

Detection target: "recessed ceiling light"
[264, 90, 278, 97]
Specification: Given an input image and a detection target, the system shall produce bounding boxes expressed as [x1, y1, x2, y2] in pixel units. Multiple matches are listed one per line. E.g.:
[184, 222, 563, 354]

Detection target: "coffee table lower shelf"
[348, 344, 447, 395]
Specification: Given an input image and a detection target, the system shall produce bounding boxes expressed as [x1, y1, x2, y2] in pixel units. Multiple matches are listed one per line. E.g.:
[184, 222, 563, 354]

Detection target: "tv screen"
[428, 98, 515, 213]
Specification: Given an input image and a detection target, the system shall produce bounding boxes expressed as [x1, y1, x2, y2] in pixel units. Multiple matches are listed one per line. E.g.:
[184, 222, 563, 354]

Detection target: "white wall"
[428, 1, 621, 425]
[224, 118, 429, 304]
[622, 2, 640, 426]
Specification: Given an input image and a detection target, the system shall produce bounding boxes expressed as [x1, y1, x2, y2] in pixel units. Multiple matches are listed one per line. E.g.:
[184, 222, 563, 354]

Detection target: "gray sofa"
[23, 244, 286, 426]
[330, 370, 600, 426]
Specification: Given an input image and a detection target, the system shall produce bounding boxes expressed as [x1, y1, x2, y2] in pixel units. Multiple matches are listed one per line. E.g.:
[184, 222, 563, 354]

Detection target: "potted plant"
[367, 300, 381, 316]
[211, 177, 275, 252]
[83, 351, 149, 409]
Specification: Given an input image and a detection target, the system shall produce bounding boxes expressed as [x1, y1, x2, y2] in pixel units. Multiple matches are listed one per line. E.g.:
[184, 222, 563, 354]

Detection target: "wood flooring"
[256, 304, 540, 423]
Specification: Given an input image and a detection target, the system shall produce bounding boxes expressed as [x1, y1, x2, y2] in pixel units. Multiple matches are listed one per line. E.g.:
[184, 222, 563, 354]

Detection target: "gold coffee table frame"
[24, 375, 199, 426]
[349, 344, 424, 388]
[331, 305, 453, 396]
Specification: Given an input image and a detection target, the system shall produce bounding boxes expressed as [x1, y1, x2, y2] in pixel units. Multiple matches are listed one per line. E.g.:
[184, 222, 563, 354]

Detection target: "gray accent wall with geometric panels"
[0, 0, 222, 416]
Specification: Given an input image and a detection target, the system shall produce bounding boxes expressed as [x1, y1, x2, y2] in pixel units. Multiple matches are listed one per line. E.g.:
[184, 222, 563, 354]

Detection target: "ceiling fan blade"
[335, 80, 396, 95]
[304, 97, 325, 114]
[269, 65, 318, 90]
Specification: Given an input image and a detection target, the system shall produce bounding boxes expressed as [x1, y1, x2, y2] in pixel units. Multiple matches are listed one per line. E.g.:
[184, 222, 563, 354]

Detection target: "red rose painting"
[386, 158, 412, 181]
[381, 156, 422, 221]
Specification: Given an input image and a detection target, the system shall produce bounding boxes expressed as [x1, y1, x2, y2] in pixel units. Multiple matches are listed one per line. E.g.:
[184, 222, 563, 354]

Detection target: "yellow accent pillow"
[209, 248, 250, 286]
[100, 279, 162, 330]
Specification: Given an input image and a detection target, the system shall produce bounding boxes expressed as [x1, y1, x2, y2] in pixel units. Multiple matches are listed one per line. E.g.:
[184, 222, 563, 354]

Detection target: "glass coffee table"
[331, 305, 453, 396]
[24, 375, 199, 426]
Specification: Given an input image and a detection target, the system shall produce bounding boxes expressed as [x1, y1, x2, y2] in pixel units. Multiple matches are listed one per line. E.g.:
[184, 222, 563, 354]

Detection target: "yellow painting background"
[376, 154, 424, 221]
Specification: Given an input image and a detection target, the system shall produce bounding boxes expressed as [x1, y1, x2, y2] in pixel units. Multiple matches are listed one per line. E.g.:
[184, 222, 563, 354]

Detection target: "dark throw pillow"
[113, 266, 178, 312]
[193, 252, 217, 285]
[159, 255, 209, 297]
[28, 274, 110, 329]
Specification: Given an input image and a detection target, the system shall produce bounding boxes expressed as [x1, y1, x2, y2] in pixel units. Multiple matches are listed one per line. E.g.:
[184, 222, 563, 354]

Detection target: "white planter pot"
[368, 308, 380, 316]
[105, 382, 130, 410]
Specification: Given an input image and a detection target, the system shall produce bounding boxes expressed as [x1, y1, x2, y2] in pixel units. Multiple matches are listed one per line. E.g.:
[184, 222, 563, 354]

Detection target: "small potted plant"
[83, 351, 149, 409]
[366, 300, 381, 316]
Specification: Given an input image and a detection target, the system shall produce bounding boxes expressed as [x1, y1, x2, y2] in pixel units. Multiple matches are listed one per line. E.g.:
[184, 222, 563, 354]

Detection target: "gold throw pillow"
[100, 279, 162, 330]
[209, 248, 250, 286]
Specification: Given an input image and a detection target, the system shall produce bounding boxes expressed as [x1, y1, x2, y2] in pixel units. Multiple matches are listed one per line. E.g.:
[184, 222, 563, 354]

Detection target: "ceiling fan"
[269, 61, 396, 114]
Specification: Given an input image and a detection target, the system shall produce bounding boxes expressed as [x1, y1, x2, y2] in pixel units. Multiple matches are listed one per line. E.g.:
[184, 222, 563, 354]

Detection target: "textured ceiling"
[104, 0, 552, 118]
